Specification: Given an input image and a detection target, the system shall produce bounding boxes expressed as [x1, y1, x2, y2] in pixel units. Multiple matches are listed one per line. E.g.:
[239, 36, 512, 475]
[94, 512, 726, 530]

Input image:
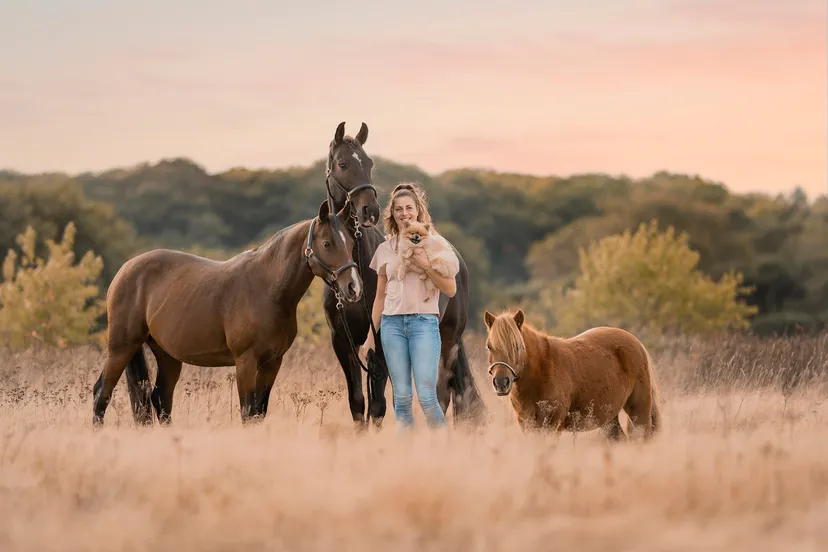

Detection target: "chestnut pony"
[92, 200, 362, 426]
[483, 309, 662, 439]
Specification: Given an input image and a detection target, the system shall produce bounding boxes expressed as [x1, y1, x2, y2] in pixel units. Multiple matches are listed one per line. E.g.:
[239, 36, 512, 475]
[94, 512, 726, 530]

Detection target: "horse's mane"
[248, 219, 309, 256]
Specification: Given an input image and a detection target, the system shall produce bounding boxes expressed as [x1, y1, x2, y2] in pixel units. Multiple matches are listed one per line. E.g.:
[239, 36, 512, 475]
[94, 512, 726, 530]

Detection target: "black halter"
[488, 361, 520, 382]
[325, 169, 377, 206]
[303, 215, 358, 289]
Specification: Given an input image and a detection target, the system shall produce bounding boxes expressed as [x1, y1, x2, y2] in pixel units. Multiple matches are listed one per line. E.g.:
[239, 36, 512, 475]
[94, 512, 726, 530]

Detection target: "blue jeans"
[380, 313, 446, 429]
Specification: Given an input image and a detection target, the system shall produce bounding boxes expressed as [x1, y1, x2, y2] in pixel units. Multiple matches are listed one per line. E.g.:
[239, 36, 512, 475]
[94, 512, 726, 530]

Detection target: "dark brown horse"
[92, 200, 362, 426]
[320, 122, 488, 429]
[484, 309, 662, 439]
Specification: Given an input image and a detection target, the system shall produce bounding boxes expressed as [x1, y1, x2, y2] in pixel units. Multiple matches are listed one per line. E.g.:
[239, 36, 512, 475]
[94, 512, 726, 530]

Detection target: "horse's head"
[483, 309, 526, 396]
[326, 121, 381, 229]
[305, 200, 362, 303]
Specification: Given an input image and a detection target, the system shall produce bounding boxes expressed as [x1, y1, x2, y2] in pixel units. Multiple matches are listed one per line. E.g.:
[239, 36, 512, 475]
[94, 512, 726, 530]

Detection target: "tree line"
[1, 156, 826, 337]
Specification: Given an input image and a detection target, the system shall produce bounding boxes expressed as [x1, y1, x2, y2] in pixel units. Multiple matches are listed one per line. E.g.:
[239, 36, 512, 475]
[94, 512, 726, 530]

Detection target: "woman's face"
[392, 195, 419, 230]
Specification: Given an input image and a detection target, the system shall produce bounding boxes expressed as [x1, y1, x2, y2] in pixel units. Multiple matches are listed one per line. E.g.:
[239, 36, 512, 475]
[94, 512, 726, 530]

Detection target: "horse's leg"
[92, 345, 145, 426]
[123, 344, 154, 425]
[331, 330, 366, 428]
[251, 354, 284, 418]
[436, 342, 455, 416]
[147, 343, 183, 425]
[365, 342, 388, 430]
[234, 349, 259, 424]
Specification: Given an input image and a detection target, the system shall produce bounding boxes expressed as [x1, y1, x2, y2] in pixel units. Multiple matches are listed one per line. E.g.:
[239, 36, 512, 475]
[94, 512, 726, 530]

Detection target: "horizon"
[1, 0, 825, 197]
[6, 152, 825, 202]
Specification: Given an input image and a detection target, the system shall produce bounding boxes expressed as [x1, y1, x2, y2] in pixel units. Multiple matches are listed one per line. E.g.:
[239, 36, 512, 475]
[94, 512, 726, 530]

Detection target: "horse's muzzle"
[360, 204, 380, 228]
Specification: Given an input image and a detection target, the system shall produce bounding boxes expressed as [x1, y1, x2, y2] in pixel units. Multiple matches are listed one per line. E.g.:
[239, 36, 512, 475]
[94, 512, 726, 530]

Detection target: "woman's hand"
[359, 332, 375, 364]
[411, 248, 432, 270]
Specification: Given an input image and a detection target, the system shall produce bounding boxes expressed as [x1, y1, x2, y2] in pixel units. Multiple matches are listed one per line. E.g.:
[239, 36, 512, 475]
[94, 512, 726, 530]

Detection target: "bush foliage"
[544, 220, 759, 339]
[0, 223, 105, 350]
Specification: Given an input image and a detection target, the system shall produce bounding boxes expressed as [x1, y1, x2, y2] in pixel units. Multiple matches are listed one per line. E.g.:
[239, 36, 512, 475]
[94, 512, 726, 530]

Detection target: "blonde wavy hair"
[382, 182, 436, 240]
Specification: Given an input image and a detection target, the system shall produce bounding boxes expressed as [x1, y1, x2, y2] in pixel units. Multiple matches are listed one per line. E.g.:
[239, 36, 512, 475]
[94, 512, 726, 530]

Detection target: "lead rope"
[332, 212, 385, 420]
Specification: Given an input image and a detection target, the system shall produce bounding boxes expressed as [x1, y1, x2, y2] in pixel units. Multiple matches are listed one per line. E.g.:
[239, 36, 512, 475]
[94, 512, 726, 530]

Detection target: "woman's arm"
[423, 265, 456, 297]
[411, 249, 457, 297]
[371, 273, 387, 332]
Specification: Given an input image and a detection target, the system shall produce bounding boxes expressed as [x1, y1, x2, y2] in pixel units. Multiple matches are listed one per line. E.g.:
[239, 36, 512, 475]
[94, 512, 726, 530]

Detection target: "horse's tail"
[451, 339, 488, 426]
[124, 344, 155, 425]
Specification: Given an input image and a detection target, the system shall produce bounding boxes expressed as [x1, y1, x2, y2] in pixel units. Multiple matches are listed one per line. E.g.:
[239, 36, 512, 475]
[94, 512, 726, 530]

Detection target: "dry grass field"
[1, 331, 827, 551]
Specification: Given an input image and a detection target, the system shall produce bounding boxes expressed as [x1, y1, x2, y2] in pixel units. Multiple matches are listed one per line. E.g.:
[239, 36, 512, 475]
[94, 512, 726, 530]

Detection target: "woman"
[361, 182, 460, 429]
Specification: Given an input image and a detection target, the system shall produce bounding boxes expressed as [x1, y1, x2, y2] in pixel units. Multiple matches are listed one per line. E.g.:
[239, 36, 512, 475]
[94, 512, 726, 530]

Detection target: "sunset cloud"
[0, 0, 824, 197]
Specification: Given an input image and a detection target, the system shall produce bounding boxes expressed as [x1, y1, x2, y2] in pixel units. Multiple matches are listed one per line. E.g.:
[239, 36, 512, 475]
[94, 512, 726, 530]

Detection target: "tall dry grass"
[1, 331, 827, 551]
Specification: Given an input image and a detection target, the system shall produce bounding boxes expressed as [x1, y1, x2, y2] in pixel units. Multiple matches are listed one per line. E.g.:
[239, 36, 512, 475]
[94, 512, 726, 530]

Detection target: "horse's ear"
[513, 309, 525, 330]
[356, 122, 369, 145]
[318, 199, 331, 221]
[333, 122, 346, 144]
[484, 311, 496, 329]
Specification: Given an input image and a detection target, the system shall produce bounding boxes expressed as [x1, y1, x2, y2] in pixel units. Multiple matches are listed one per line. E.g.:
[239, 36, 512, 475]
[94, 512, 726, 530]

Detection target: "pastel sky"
[1, 0, 825, 197]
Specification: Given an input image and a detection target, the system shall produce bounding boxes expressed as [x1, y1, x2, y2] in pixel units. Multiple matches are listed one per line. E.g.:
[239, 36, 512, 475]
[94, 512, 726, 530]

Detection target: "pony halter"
[304, 216, 358, 290]
[487, 361, 520, 381]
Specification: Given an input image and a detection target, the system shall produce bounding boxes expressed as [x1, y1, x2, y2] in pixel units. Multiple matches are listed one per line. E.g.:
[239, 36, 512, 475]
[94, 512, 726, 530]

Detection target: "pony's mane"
[488, 312, 528, 366]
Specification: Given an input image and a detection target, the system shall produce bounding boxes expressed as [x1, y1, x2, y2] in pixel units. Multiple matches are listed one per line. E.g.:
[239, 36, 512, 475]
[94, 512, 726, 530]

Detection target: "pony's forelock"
[488, 312, 526, 367]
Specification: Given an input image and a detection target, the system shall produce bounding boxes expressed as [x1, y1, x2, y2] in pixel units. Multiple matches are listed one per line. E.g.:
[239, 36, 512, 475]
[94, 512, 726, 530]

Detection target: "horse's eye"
[338, 161, 347, 169]
[322, 241, 332, 248]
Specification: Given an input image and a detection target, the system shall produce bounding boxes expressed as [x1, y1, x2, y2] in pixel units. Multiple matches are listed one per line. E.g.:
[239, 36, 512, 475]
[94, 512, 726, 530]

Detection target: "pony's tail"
[629, 345, 663, 435]
[451, 339, 488, 426]
[642, 345, 662, 433]
[124, 344, 154, 425]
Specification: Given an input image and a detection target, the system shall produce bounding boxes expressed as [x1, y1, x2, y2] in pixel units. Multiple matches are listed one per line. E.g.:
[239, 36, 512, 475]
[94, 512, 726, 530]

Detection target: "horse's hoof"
[353, 419, 369, 433]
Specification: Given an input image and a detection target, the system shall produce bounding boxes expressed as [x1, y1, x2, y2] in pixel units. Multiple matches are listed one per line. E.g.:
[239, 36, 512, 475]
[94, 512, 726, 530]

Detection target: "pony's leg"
[92, 345, 145, 426]
[251, 354, 284, 418]
[147, 343, 183, 425]
[602, 416, 627, 442]
[623, 383, 655, 440]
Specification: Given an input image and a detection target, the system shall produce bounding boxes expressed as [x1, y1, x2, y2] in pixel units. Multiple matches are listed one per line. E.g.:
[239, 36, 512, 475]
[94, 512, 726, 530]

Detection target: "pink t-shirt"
[369, 233, 460, 315]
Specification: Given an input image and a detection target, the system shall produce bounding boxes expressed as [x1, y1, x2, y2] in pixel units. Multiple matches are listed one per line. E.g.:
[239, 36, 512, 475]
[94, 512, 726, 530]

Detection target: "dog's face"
[403, 221, 430, 245]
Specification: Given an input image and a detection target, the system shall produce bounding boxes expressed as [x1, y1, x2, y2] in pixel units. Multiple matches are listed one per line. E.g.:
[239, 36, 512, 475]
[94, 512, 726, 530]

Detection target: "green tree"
[545, 220, 758, 338]
[0, 223, 105, 349]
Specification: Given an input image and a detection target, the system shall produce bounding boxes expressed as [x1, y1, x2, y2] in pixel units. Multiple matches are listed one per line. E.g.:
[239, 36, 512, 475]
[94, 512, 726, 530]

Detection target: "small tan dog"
[397, 221, 454, 300]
